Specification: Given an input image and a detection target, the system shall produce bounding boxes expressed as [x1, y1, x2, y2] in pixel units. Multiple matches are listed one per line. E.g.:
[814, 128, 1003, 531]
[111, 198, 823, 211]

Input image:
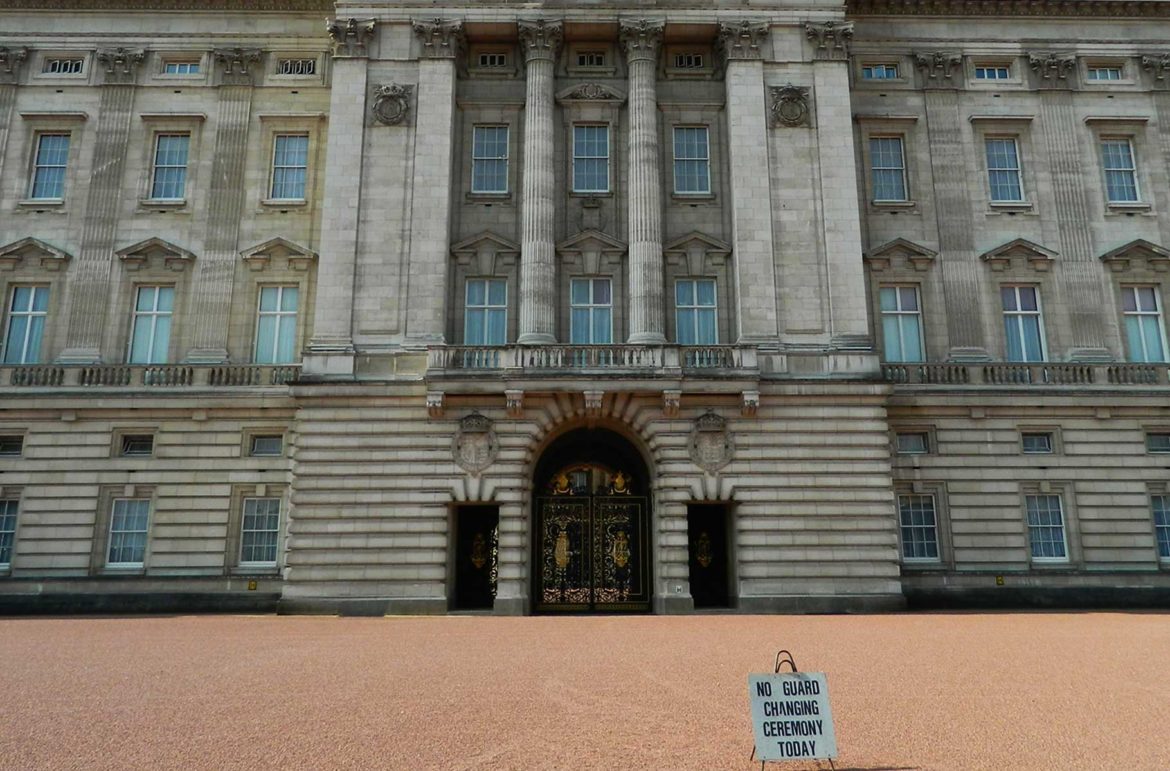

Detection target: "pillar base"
[183, 347, 229, 365]
[946, 346, 992, 362]
[627, 331, 667, 345]
[517, 332, 557, 345]
[55, 347, 102, 365]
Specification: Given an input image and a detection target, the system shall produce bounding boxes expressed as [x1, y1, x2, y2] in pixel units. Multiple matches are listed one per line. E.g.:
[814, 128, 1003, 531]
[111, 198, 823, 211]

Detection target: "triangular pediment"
[865, 238, 937, 272]
[116, 237, 194, 271]
[557, 229, 627, 274]
[241, 237, 317, 272]
[555, 82, 627, 104]
[0, 236, 72, 271]
[663, 231, 732, 274]
[1099, 239, 1170, 272]
[450, 231, 519, 275]
[980, 238, 1057, 272]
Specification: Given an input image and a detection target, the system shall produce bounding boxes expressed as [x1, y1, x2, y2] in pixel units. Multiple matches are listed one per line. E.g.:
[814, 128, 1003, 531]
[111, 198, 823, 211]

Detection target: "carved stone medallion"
[452, 412, 499, 475]
[688, 411, 734, 473]
[769, 84, 810, 128]
[372, 83, 413, 126]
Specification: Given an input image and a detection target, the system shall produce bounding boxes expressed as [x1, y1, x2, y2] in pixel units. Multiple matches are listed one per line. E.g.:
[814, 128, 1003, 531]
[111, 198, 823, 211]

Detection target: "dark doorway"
[532, 427, 652, 613]
[452, 505, 499, 610]
[687, 504, 730, 608]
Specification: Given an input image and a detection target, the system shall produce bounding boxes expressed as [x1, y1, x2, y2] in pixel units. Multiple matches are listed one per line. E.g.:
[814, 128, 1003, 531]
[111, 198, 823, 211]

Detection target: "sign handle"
[749, 649, 836, 771]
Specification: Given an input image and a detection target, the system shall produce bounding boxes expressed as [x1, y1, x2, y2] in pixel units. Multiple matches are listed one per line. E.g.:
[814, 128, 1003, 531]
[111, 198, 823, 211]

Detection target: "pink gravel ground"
[0, 612, 1167, 770]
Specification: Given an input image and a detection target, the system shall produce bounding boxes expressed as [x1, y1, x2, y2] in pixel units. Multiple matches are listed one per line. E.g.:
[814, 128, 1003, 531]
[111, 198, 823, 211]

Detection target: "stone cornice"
[1, 0, 330, 9]
[848, 0, 1170, 17]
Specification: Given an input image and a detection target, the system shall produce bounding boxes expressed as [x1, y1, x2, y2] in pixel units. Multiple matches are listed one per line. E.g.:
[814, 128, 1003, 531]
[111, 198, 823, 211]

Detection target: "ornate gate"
[535, 465, 650, 612]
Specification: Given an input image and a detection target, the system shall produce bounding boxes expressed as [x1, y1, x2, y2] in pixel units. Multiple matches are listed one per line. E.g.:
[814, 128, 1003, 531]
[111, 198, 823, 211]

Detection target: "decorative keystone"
[741, 391, 760, 418]
[663, 390, 681, 418]
[505, 389, 524, 418]
[426, 391, 445, 418]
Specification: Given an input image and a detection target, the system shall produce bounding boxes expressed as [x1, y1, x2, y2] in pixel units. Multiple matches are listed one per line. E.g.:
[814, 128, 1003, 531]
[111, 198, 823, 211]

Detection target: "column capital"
[96, 47, 145, 85]
[213, 47, 262, 86]
[717, 20, 768, 62]
[0, 47, 28, 85]
[619, 19, 664, 64]
[804, 21, 853, 61]
[413, 18, 466, 60]
[327, 17, 376, 58]
[517, 19, 563, 64]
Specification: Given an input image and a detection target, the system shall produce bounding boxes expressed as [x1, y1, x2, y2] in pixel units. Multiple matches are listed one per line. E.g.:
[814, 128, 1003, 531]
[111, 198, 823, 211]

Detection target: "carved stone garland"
[371, 83, 413, 126]
[769, 84, 811, 128]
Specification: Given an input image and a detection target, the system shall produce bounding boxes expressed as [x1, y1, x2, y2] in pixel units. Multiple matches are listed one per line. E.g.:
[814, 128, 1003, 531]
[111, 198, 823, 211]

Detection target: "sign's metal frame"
[749, 649, 837, 771]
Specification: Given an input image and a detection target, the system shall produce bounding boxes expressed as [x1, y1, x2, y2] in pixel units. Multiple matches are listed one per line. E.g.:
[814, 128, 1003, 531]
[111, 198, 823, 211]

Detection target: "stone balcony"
[427, 344, 759, 377]
[1, 364, 301, 389]
[882, 362, 1170, 387]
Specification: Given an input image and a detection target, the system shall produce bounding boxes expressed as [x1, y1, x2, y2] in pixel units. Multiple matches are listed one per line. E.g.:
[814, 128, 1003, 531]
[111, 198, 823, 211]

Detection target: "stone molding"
[213, 48, 263, 86]
[555, 82, 627, 104]
[450, 231, 520, 275]
[688, 411, 734, 473]
[116, 237, 194, 272]
[864, 238, 937, 272]
[619, 19, 664, 64]
[914, 51, 963, 82]
[0, 47, 28, 84]
[717, 20, 768, 62]
[518, 18, 564, 63]
[980, 238, 1058, 272]
[850, 0, 1170, 16]
[452, 412, 499, 476]
[663, 390, 681, 418]
[426, 391, 444, 418]
[1099, 239, 1170, 272]
[413, 18, 466, 60]
[1028, 52, 1076, 81]
[0, 236, 72, 271]
[240, 237, 317, 272]
[96, 47, 145, 85]
[371, 83, 412, 126]
[769, 84, 811, 128]
[805, 22, 853, 61]
[662, 231, 731, 276]
[327, 17, 376, 59]
[556, 229, 627, 275]
[583, 389, 604, 417]
[504, 389, 524, 418]
[5, 0, 330, 9]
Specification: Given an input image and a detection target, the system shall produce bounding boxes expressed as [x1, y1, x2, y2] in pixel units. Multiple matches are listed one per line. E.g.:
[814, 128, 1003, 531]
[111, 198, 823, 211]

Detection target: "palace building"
[1, 0, 1169, 615]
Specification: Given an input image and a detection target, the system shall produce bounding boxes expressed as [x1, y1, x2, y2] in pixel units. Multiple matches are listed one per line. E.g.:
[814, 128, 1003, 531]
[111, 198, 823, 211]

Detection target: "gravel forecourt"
[1, 612, 1167, 770]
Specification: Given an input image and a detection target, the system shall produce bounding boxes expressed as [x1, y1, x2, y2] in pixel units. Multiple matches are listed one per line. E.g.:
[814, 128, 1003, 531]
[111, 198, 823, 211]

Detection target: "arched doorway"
[532, 427, 652, 613]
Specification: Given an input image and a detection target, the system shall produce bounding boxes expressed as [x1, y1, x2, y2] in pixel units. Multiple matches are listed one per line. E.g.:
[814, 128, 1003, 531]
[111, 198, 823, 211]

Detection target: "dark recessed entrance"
[451, 504, 499, 611]
[687, 503, 731, 609]
[533, 427, 652, 613]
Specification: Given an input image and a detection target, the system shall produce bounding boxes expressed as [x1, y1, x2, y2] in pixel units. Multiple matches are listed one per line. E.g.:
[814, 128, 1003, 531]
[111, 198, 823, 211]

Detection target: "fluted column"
[621, 19, 667, 344]
[516, 19, 562, 345]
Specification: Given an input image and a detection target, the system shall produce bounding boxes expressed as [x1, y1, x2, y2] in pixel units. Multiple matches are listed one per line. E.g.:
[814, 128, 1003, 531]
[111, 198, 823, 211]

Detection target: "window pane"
[485, 308, 506, 345]
[882, 316, 903, 361]
[592, 279, 611, 305]
[592, 308, 611, 344]
[1142, 317, 1165, 362]
[570, 308, 590, 343]
[696, 308, 717, 345]
[898, 286, 918, 311]
[696, 280, 716, 306]
[4, 316, 29, 364]
[255, 315, 277, 363]
[676, 281, 694, 306]
[900, 317, 923, 362]
[276, 315, 296, 363]
[879, 287, 897, 312]
[466, 280, 485, 306]
[677, 308, 696, 345]
[280, 287, 298, 313]
[259, 287, 279, 312]
[486, 280, 506, 306]
[570, 280, 589, 305]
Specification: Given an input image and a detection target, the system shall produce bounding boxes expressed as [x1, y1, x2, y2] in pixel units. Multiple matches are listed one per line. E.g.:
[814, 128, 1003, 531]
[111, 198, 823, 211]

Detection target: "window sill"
[1106, 202, 1152, 214]
[139, 198, 188, 210]
[988, 201, 1035, 213]
[101, 566, 146, 576]
[232, 565, 280, 576]
[260, 198, 309, 209]
[17, 198, 65, 209]
[570, 191, 613, 199]
[466, 192, 512, 204]
[671, 192, 716, 203]
[871, 200, 917, 211]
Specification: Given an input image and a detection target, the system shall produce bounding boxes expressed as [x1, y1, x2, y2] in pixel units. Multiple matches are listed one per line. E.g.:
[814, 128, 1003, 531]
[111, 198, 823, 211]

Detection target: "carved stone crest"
[769, 84, 811, 128]
[566, 83, 612, 100]
[328, 18, 376, 58]
[805, 22, 853, 61]
[452, 412, 499, 476]
[96, 47, 145, 84]
[914, 51, 962, 81]
[688, 411, 734, 473]
[372, 83, 412, 126]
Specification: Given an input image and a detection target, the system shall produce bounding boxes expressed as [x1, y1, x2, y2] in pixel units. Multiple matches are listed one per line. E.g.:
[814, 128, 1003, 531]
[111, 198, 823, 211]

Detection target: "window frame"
[1099, 136, 1141, 204]
[868, 135, 909, 203]
[148, 132, 191, 202]
[674, 277, 718, 345]
[897, 492, 942, 563]
[1144, 431, 1170, 454]
[28, 132, 72, 201]
[984, 135, 1025, 203]
[239, 496, 283, 568]
[268, 132, 310, 202]
[861, 63, 900, 80]
[569, 276, 614, 345]
[0, 497, 19, 570]
[973, 63, 1012, 81]
[2, 284, 50, 365]
[1151, 492, 1170, 563]
[106, 497, 152, 569]
[1023, 492, 1071, 564]
[1000, 284, 1048, 362]
[894, 430, 931, 455]
[470, 124, 510, 195]
[671, 125, 711, 196]
[38, 55, 86, 78]
[126, 285, 175, 365]
[273, 57, 319, 78]
[571, 124, 611, 194]
[253, 284, 300, 365]
[1120, 285, 1169, 363]
[1020, 431, 1055, 455]
[878, 284, 925, 363]
[463, 277, 508, 346]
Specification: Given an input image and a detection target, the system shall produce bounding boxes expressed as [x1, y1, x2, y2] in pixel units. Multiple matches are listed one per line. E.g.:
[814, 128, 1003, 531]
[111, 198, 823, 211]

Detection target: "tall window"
[240, 497, 281, 566]
[254, 286, 299, 364]
[1001, 285, 1046, 362]
[29, 133, 70, 200]
[128, 286, 174, 364]
[570, 277, 612, 344]
[879, 286, 924, 362]
[869, 136, 907, 202]
[1122, 286, 1168, 363]
[898, 494, 939, 561]
[1025, 494, 1068, 561]
[675, 279, 717, 345]
[985, 137, 1024, 202]
[673, 127, 710, 194]
[572, 125, 609, 193]
[270, 134, 309, 200]
[107, 498, 150, 568]
[3, 286, 49, 364]
[1100, 138, 1139, 203]
[0, 499, 17, 568]
[464, 279, 507, 345]
[150, 133, 190, 200]
[1152, 494, 1170, 560]
[471, 126, 509, 194]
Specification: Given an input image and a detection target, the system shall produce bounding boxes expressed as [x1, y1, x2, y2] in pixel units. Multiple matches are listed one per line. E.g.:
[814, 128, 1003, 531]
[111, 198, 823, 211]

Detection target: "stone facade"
[0, 0, 1167, 614]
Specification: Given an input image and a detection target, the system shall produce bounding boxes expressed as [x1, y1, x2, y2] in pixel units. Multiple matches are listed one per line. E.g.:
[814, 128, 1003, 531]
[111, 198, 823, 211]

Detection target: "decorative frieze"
[558, 82, 625, 102]
[849, 0, 1170, 18]
[413, 18, 465, 60]
[452, 412, 499, 476]
[371, 83, 412, 126]
[688, 411, 734, 473]
[0, 47, 28, 84]
[1028, 52, 1076, 81]
[980, 238, 1058, 272]
[0, 237, 71, 271]
[717, 20, 768, 62]
[914, 51, 962, 82]
[96, 47, 145, 84]
[115, 237, 194, 272]
[619, 19, 664, 63]
[805, 22, 853, 61]
[769, 84, 811, 128]
[327, 17, 375, 58]
[213, 48, 262, 85]
[1099, 239, 1170, 272]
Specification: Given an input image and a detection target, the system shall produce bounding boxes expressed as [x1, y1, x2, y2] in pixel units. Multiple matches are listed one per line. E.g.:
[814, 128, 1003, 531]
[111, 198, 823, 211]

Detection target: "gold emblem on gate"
[553, 473, 572, 495]
[470, 532, 487, 569]
[611, 471, 629, 494]
[612, 529, 630, 568]
[554, 527, 571, 568]
[696, 531, 713, 568]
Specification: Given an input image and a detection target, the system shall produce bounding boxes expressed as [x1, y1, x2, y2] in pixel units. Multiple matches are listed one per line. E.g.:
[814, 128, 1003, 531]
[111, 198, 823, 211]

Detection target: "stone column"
[58, 48, 144, 363]
[0, 48, 27, 178]
[516, 19, 562, 345]
[402, 18, 464, 347]
[620, 20, 667, 345]
[719, 22, 780, 344]
[303, 19, 375, 377]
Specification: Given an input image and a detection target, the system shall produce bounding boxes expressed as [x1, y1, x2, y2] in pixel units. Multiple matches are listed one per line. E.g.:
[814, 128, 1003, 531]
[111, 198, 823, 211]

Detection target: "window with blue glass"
[879, 285, 924, 362]
[29, 133, 70, 200]
[570, 277, 612, 344]
[672, 127, 710, 195]
[985, 137, 1024, 202]
[128, 286, 174, 364]
[572, 125, 609, 193]
[862, 64, 899, 80]
[464, 278, 507, 345]
[471, 126, 509, 194]
[974, 65, 1011, 80]
[0, 499, 17, 569]
[675, 279, 717, 345]
[1100, 138, 1139, 203]
[150, 133, 190, 200]
[254, 285, 299, 364]
[1001, 285, 1046, 361]
[898, 494, 939, 562]
[1025, 494, 1068, 561]
[1122, 286, 1167, 363]
[3, 286, 49, 364]
[270, 134, 309, 200]
[869, 136, 907, 201]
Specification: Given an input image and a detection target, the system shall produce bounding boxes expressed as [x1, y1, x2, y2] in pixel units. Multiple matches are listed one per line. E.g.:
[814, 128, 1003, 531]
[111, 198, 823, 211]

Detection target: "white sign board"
[748, 672, 837, 762]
